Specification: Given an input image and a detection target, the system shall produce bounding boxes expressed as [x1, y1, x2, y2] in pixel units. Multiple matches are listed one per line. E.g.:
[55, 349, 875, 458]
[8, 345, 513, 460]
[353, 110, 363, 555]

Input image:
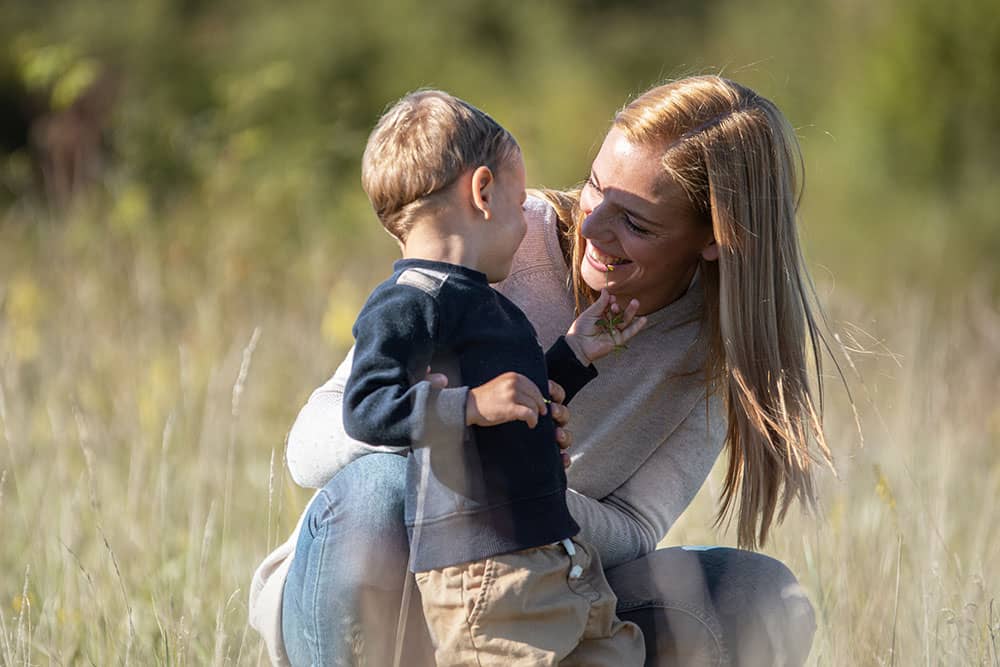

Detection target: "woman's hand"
[564, 289, 648, 364]
[548, 380, 573, 469]
[426, 367, 449, 389]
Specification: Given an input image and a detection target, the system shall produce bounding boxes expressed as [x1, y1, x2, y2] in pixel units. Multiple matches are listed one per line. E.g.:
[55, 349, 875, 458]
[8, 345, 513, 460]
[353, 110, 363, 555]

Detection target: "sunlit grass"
[0, 206, 997, 665]
[671, 290, 1000, 665]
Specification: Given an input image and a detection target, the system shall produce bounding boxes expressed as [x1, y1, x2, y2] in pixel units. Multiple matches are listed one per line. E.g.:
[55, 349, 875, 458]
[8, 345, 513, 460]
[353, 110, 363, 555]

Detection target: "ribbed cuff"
[416, 385, 469, 449]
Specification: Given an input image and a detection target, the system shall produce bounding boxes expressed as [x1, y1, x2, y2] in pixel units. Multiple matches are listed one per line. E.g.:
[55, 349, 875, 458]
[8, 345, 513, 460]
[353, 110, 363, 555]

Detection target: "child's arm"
[544, 290, 648, 405]
[343, 284, 468, 449]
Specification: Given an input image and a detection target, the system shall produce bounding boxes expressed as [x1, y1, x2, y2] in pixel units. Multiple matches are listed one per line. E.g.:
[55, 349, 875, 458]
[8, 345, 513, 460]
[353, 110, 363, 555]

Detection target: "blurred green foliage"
[1, 5, 997, 662]
[1, 0, 998, 300]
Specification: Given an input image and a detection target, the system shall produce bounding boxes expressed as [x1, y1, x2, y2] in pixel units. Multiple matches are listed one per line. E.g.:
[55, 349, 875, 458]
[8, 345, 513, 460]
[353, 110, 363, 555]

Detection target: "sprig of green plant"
[595, 264, 628, 352]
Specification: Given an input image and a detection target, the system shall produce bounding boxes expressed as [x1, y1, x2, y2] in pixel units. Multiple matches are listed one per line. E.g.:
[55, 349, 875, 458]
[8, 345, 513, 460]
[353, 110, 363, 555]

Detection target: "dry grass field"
[1, 210, 997, 665]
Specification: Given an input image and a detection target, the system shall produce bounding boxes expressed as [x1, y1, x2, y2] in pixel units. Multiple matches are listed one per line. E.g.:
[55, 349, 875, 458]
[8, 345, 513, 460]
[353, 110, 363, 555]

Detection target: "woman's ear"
[470, 165, 495, 220]
[700, 239, 719, 262]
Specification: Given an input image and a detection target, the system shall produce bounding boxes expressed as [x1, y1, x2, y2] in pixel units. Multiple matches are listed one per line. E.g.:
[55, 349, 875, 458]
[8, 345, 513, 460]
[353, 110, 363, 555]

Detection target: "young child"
[343, 90, 646, 666]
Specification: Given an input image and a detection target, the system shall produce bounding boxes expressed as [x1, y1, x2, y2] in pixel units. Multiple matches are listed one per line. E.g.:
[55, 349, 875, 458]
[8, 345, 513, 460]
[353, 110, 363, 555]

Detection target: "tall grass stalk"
[0, 206, 996, 664]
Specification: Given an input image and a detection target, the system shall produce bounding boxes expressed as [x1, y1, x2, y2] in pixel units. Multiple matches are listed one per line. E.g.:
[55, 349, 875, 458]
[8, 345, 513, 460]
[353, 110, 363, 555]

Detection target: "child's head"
[361, 90, 522, 243]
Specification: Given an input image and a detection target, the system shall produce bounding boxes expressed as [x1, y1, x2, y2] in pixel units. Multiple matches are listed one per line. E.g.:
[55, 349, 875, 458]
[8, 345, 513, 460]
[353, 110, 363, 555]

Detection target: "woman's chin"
[580, 262, 606, 292]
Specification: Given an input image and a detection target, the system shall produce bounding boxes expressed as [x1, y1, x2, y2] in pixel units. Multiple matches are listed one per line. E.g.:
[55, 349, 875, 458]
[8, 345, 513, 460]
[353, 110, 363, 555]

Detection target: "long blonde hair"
[543, 76, 835, 549]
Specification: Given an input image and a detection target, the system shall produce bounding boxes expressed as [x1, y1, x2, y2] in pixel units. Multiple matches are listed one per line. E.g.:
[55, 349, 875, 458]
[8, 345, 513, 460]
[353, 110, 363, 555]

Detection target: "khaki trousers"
[414, 538, 645, 666]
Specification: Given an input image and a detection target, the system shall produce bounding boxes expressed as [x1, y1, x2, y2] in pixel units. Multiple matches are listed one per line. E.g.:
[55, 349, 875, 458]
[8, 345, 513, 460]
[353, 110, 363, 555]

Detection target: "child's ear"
[470, 165, 495, 221]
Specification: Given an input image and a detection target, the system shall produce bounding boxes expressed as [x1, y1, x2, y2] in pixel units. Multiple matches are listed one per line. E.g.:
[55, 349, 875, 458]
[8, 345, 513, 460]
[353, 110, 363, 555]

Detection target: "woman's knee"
[311, 453, 407, 533]
[607, 547, 816, 666]
[305, 453, 410, 576]
[713, 548, 815, 666]
[608, 548, 729, 665]
[694, 547, 816, 666]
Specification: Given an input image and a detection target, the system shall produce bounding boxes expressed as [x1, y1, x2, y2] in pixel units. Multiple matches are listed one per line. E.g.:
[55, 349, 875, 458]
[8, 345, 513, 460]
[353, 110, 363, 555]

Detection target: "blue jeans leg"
[281, 453, 435, 667]
[281, 453, 814, 666]
[607, 546, 816, 666]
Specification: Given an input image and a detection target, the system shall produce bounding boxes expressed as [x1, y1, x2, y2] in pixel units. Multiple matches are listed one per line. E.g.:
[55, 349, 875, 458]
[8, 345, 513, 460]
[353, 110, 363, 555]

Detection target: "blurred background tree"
[2, 0, 995, 302]
[1, 3, 998, 664]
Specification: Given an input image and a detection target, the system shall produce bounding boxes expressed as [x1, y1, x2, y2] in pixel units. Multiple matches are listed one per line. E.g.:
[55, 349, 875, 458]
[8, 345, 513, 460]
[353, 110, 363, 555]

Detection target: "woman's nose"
[580, 205, 611, 241]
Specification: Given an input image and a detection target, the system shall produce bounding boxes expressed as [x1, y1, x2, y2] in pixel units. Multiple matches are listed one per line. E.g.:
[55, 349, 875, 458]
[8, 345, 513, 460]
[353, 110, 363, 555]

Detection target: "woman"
[251, 76, 832, 666]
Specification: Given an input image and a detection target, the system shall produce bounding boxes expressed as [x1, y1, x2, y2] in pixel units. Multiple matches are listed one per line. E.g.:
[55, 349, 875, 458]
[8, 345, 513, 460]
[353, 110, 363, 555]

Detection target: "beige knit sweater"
[250, 196, 726, 665]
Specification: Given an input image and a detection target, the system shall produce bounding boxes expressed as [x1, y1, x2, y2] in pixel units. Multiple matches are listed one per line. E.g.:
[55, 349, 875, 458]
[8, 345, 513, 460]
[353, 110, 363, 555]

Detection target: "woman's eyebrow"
[591, 167, 661, 226]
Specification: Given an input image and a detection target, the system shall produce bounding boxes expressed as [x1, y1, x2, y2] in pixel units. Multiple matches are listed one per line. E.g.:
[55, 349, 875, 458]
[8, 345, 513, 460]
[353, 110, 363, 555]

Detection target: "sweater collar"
[393, 258, 489, 285]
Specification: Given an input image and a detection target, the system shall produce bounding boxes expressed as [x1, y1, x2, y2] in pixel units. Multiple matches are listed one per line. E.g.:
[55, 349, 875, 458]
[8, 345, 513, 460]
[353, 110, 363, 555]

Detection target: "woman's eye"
[623, 215, 649, 235]
[585, 175, 600, 192]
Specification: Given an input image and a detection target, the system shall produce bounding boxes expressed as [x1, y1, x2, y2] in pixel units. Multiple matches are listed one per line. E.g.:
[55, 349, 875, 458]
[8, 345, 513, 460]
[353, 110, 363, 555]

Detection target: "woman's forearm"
[566, 490, 656, 569]
[286, 346, 407, 488]
[569, 396, 727, 568]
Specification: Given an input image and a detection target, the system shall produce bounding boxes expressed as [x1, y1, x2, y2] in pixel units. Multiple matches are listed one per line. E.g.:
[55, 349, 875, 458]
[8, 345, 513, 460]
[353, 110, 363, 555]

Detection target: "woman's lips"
[585, 242, 632, 273]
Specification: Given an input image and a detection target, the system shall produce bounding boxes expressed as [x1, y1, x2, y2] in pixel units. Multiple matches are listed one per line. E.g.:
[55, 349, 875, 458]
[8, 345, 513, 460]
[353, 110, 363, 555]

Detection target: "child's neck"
[402, 215, 485, 274]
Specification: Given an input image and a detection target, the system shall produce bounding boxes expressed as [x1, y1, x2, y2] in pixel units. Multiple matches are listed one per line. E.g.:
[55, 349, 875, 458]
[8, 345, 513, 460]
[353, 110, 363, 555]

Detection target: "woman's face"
[579, 127, 715, 315]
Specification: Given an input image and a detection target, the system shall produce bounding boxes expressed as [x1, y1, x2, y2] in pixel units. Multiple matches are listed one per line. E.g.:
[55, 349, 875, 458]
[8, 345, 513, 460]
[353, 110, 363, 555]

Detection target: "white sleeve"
[567, 397, 726, 568]
[285, 346, 407, 489]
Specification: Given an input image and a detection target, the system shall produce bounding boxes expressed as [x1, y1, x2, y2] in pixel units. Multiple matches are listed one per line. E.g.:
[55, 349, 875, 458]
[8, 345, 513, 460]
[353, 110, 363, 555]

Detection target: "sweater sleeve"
[566, 394, 726, 568]
[285, 346, 407, 489]
[343, 284, 468, 449]
[544, 336, 598, 404]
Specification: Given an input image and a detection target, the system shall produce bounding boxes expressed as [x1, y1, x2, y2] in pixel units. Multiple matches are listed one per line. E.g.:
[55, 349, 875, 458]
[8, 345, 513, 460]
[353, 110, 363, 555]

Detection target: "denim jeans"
[281, 454, 816, 666]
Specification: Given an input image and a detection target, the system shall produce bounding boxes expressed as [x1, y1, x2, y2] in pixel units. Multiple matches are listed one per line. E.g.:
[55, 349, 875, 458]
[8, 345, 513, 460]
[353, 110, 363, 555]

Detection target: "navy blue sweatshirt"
[343, 258, 597, 571]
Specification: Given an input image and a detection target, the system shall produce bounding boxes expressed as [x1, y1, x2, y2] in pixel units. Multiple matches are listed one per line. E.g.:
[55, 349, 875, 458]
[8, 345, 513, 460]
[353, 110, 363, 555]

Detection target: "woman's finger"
[548, 380, 566, 405]
[555, 427, 572, 449]
[562, 451, 571, 469]
[549, 402, 570, 428]
[426, 372, 449, 389]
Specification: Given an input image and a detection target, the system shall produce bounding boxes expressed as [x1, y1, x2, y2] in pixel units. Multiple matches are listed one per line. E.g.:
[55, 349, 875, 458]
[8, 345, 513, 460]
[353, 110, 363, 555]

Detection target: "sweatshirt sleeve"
[566, 394, 726, 568]
[544, 336, 598, 404]
[343, 283, 468, 449]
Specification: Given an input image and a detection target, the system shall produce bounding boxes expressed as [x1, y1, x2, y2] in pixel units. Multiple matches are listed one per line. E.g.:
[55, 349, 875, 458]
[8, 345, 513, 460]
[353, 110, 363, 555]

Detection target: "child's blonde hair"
[362, 90, 520, 242]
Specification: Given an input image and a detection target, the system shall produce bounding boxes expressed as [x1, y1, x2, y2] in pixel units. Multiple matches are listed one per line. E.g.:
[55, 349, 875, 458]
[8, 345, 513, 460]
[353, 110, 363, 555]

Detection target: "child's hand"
[466, 372, 549, 429]
[564, 289, 647, 364]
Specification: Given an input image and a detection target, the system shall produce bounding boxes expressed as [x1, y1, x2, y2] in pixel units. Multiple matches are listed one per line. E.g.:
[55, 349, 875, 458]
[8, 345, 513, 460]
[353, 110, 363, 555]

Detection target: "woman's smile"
[585, 241, 632, 272]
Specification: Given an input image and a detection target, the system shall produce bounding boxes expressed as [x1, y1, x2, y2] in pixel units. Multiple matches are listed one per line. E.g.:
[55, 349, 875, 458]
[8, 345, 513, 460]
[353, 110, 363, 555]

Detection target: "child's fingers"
[555, 426, 572, 449]
[511, 374, 547, 414]
[582, 288, 610, 317]
[516, 386, 548, 416]
[618, 298, 641, 327]
[512, 403, 539, 429]
[617, 315, 649, 344]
